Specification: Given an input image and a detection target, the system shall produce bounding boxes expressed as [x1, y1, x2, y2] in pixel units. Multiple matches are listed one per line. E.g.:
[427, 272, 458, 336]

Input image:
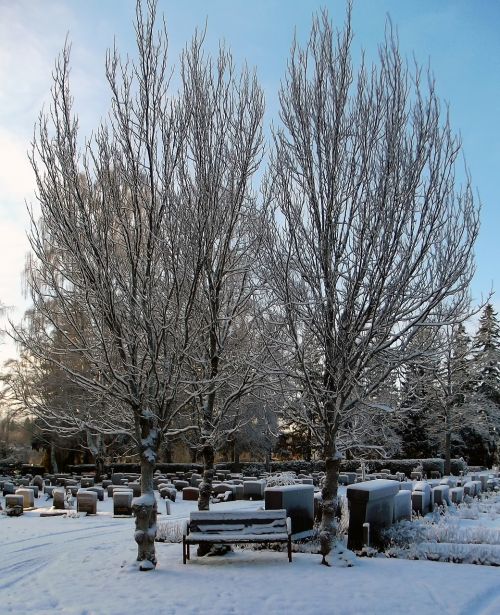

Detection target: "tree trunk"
[133, 409, 158, 571]
[198, 440, 215, 511]
[444, 430, 451, 476]
[50, 443, 59, 474]
[133, 458, 157, 571]
[95, 455, 104, 483]
[197, 440, 215, 556]
[319, 439, 340, 566]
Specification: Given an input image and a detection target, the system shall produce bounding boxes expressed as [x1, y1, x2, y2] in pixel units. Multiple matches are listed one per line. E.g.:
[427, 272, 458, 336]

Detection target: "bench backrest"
[188, 509, 288, 536]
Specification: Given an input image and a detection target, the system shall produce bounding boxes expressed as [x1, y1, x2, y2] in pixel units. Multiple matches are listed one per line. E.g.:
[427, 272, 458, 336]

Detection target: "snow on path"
[1, 495, 500, 614]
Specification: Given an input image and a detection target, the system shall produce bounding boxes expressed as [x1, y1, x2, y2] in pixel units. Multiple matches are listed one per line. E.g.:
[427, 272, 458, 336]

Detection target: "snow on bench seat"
[183, 509, 292, 563]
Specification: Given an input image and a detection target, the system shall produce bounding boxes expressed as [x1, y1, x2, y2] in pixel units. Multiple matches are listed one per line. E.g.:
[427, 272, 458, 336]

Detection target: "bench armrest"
[286, 517, 292, 536]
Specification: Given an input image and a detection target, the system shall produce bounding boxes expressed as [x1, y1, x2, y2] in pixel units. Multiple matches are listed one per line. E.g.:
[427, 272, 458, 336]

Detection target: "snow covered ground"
[2, 490, 500, 615]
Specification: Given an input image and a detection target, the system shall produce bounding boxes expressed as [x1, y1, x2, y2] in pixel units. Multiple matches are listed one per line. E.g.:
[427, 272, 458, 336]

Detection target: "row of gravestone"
[345, 471, 500, 550]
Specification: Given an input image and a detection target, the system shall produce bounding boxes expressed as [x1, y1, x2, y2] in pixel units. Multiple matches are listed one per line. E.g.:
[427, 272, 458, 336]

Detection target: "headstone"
[5, 494, 24, 516]
[174, 480, 189, 491]
[432, 485, 450, 506]
[15, 487, 35, 509]
[411, 482, 432, 515]
[346, 480, 399, 550]
[53, 488, 66, 510]
[182, 487, 200, 501]
[472, 480, 482, 495]
[113, 489, 133, 516]
[265, 484, 314, 537]
[80, 477, 95, 488]
[463, 481, 476, 497]
[393, 490, 412, 522]
[86, 486, 105, 501]
[450, 487, 464, 504]
[31, 475, 44, 490]
[77, 489, 97, 514]
[243, 480, 266, 500]
[3, 482, 15, 496]
[111, 473, 125, 485]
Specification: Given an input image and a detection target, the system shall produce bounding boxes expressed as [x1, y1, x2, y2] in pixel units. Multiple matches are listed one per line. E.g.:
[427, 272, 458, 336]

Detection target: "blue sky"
[0, 0, 499, 361]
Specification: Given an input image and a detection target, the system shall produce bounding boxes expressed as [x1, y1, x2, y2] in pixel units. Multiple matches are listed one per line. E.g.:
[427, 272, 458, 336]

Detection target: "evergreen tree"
[469, 304, 500, 465]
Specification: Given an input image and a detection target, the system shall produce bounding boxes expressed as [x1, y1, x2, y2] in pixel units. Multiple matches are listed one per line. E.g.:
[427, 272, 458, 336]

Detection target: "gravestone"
[450, 487, 464, 504]
[77, 489, 97, 514]
[5, 494, 24, 516]
[432, 485, 451, 506]
[81, 477, 95, 488]
[86, 486, 105, 501]
[243, 480, 266, 500]
[15, 487, 35, 509]
[174, 480, 190, 491]
[347, 479, 399, 550]
[113, 489, 133, 516]
[265, 484, 314, 537]
[3, 482, 15, 496]
[411, 482, 432, 515]
[182, 487, 200, 501]
[53, 488, 66, 510]
[393, 490, 412, 522]
[31, 475, 44, 490]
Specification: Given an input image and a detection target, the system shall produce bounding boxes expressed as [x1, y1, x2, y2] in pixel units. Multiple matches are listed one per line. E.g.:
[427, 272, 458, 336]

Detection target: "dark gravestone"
[3, 482, 15, 496]
[113, 490, 133, 516]
[77, 489, 97, 514]
[346, 479, 399, 550]
[243, 480, 266, 500]
[182, 487, 200, 501]
[86, 486, 105, 501]
[411, 481, 432, 515]
[265, 484, 314, 537]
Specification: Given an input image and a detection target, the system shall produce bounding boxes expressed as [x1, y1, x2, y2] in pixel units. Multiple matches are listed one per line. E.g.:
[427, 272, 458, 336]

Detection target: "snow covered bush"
[155, 518, 186, 543]
[265, 472, 300, 487]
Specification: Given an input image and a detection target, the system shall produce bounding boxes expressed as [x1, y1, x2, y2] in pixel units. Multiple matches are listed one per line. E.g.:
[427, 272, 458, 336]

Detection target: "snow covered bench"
[182, 509, 292, 564]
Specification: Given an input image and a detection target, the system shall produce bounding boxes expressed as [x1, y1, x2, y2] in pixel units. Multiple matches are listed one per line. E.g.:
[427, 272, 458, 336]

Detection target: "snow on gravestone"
[346, 479, 400, 550]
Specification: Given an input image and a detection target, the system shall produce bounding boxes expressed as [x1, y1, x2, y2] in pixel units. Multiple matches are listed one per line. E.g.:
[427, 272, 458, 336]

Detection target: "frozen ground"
[1, 490, 500, 615]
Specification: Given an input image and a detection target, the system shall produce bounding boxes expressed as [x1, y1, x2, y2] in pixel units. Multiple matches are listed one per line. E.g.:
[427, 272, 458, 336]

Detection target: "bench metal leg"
[288, 537, 292, 563]
[183, 537, 186, 564]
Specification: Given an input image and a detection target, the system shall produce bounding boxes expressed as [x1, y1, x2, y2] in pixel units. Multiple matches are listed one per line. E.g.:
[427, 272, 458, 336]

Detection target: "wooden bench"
[182, 509, 292, 563]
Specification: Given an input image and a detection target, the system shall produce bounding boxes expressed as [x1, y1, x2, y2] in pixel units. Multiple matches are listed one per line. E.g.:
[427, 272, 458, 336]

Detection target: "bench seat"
[183, 509, 292, 563]
[186, 532, 290, 543]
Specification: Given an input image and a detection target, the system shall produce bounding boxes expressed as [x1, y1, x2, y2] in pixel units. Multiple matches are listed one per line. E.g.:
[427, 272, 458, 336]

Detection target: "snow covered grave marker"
[346, 479, 400, 551]
[76, 489, 97, 515]
[265, 484, 315, 538]
[113, 489, 133, 517]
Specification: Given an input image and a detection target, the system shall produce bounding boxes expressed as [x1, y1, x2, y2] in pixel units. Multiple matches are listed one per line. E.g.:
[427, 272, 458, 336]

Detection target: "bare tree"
[262, 7, 478, 564]
[177, 36, 266, 511]
[14, 1, 202, 570]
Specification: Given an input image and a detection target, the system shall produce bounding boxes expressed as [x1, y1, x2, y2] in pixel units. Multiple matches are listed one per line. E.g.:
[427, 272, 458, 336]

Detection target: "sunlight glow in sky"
[0, 0, 499, 363]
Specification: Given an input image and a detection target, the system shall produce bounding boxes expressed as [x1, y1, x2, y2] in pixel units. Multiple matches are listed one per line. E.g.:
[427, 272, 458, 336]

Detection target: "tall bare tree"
[262, 7, 478, 564]
[14, 1, 202, 570]
[177, 36, 266, 511]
